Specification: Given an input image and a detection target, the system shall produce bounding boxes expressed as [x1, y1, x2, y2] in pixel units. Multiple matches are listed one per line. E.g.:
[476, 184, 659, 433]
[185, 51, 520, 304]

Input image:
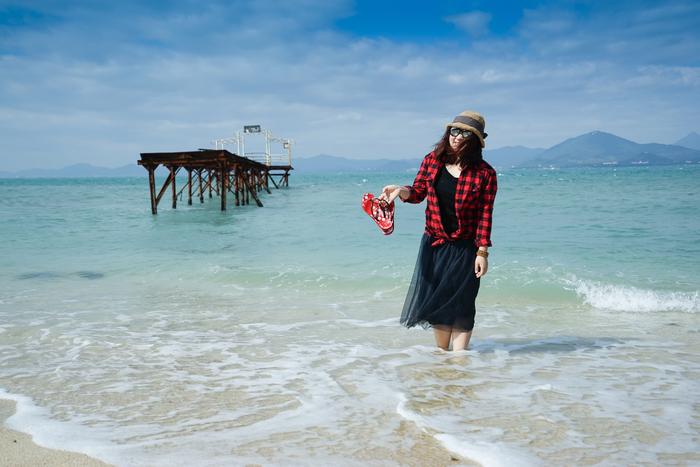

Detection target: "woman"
[380, 110, 497, 351]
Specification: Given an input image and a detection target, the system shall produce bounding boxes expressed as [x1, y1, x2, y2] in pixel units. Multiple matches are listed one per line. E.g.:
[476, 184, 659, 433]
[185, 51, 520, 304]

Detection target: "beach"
[1, 399, 110, 467]
[1, 166, 699, 466]
[0, 395, 469, 467]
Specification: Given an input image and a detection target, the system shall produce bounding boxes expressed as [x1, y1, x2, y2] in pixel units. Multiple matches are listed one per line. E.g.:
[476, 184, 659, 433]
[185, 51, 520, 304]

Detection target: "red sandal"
[362, 193, 395, 235]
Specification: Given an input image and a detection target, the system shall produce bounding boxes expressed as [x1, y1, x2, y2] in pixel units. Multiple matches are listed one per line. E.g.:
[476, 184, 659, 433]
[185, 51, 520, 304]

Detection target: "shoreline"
[0, 398, 111, 467]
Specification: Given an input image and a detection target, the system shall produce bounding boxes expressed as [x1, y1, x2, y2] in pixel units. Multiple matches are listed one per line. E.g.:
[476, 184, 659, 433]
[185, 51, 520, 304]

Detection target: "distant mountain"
[4, 131, 700, 178]
[484, 145, 544, 168]
[520, 131, 700, 167]
[297, 149, 550, 172]
[0, 163, 154, 178]
[293, 154, 420, 172]
[675, 132, 700, 150]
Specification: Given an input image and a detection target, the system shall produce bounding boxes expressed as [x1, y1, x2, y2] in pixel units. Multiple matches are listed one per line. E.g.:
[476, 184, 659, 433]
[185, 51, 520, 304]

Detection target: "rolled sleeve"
[475, 170, 497, 247]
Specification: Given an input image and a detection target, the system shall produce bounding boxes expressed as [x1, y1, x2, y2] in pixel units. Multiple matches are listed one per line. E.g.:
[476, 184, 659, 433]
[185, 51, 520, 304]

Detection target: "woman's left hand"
[475, 256, 488, 278]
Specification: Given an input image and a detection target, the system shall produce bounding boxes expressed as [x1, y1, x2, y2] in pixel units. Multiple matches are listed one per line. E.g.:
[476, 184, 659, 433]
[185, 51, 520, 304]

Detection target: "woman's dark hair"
[434, 128, 483, 167]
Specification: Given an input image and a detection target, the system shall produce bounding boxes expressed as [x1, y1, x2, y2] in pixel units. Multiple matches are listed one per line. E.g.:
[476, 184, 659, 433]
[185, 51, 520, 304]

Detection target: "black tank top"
[434, 165, 459, 235]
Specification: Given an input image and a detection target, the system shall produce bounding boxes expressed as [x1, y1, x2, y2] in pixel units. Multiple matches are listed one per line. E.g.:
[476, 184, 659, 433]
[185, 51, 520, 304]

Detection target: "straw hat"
[446, 110, 487, 147]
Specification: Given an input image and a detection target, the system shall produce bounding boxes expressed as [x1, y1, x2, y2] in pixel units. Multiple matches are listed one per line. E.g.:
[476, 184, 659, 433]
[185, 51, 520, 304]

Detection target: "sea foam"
[564, 277, 699, 312]
[0, 388, 123, 465]
[395, 393, 536, 467]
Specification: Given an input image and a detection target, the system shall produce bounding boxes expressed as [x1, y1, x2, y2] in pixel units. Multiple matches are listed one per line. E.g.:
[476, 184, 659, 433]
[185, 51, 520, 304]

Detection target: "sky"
[1, 0, 699, 170]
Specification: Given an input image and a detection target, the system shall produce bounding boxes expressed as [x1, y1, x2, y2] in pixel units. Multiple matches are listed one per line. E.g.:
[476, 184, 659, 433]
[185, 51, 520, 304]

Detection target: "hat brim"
[447, 122, 485, 148]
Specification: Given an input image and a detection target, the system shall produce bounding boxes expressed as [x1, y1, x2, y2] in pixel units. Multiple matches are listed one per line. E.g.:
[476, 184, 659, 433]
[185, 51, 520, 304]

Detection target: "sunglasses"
[450, 127, 472, 138]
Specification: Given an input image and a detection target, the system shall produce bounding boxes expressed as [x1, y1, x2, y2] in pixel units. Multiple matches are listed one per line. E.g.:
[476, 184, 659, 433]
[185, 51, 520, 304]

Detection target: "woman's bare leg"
[451, 329, 473, 351]
[433, 325, 452, 350]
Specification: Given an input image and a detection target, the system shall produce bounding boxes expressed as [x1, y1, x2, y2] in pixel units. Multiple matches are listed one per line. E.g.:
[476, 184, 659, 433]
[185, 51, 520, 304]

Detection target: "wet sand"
[0, 396, 475, 467]
[0, 398, 111, 467]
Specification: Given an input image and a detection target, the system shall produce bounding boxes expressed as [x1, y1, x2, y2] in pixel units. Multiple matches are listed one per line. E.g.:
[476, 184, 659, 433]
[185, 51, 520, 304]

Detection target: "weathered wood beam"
[245, 172, 250, 205]
[241, 172, 263, 207]
[227, 173, 236, 194]
[148, 165, 158, 214]
[198, 169, 204, 203]
[171, 166, 177, 209]
[187, 168, 193, 205]
[234, 170, 240, 206]
[155, 169, 175, 205]
[220, 165, 227, 211]
[263, 170, 271, 193]
[200, 171, 213, 197]
[262, 171, 272, 194]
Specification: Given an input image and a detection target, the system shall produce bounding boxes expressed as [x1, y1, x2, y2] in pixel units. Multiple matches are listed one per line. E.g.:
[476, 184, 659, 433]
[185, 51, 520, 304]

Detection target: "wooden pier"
[137, 149, 292, 214]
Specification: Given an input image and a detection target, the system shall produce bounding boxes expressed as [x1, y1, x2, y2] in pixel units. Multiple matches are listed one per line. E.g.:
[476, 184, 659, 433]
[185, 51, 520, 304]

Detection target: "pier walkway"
[137, 149, 292, 214]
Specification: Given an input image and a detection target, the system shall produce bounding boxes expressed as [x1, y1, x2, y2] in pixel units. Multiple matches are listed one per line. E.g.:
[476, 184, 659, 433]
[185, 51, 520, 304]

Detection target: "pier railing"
[212, 127, 293, 168]
[242, 152, 292, 167]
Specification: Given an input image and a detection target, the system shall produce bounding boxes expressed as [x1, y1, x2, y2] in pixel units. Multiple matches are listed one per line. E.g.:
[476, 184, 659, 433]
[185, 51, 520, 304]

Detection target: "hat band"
[452, 116, 484, 134]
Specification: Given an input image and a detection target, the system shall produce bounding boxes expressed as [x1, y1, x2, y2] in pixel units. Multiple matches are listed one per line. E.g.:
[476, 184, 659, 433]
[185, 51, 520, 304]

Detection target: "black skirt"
[400, 234, 481, 331]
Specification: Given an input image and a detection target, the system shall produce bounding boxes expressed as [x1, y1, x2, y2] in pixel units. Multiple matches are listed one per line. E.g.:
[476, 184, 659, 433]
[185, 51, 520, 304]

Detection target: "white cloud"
[445, 11, 492, 37]
[0, 1, 699, 170]
[517, 1, 700, 65]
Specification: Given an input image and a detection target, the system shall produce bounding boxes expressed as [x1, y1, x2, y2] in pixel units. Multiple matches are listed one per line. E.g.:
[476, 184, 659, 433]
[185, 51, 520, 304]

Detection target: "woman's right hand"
[380, 185, 407, 203]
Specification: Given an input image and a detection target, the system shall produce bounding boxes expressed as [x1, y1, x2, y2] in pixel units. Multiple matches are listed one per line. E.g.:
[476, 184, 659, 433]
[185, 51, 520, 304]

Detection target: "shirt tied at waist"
[427, 228, 471, 247]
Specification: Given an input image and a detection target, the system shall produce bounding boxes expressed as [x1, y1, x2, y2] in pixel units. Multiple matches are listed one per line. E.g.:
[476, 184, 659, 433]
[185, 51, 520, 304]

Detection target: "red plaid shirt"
[402, 151, 497, 248]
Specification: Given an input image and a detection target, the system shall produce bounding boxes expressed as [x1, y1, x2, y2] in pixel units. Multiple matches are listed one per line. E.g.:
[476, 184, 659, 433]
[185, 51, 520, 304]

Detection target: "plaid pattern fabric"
[403, 151, 497, 247]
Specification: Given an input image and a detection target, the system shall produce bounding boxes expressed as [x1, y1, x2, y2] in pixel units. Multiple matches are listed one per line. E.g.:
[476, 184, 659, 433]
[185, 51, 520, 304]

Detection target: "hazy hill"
[293, 154, 420, 172]
[520, 131, 700, 167]
[3, 130, 700, 178]
[293, 149, 549, 172]
[0, 163, 146, 178]
[675, 132, 700, 150]
[484, 146, 544, 168]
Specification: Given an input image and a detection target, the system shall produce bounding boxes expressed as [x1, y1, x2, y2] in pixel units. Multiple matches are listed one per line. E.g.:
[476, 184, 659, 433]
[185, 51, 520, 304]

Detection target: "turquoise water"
[1, 166, 699, 466]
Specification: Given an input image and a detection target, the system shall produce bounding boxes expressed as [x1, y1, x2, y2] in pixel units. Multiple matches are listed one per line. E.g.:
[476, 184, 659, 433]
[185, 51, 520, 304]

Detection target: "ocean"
[1, 165, 699, 466]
